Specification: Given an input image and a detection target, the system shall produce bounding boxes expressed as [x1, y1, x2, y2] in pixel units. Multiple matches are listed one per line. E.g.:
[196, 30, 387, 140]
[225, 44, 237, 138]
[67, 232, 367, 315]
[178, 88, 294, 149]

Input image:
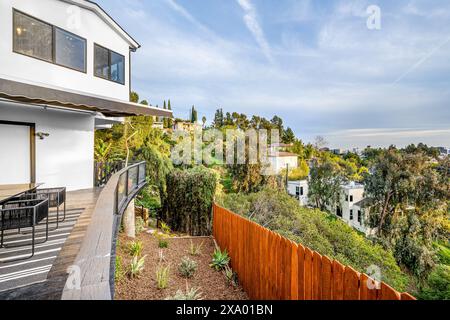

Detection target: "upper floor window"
[94, 44, 125, 85]
[13, 10, 86, 73]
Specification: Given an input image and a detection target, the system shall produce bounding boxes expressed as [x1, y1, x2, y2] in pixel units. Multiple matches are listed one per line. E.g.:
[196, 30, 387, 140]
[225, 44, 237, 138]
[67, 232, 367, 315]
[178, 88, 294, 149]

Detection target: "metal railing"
[94, 161, 126, 187]
[114, 161, 147, 215]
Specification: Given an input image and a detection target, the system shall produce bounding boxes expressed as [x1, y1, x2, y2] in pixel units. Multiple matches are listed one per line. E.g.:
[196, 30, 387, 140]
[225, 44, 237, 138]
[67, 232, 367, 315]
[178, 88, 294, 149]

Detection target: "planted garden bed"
[114, 229, 248, 300]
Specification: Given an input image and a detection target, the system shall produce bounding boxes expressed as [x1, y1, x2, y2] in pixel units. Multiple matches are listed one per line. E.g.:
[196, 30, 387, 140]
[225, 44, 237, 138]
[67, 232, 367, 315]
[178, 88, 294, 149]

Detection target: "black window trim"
[94, 43, 126, 85]
[12, 8, 87, 74]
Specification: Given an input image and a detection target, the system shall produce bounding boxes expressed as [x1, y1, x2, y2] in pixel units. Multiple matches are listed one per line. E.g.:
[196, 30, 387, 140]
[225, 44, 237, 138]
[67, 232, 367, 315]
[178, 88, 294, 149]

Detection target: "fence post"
[332, 260, 345, 300]
[321, 256, 333, 300]
[343, 267, 360, 300]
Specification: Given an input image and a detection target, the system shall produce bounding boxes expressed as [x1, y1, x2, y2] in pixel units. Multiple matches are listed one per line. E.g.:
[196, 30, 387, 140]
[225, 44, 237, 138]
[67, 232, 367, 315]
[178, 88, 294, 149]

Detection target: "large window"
[13, 10, 86, 72]
[94, 44, 125, 85]
[13, 10, 53, 62]
[55, 28, 86, 72]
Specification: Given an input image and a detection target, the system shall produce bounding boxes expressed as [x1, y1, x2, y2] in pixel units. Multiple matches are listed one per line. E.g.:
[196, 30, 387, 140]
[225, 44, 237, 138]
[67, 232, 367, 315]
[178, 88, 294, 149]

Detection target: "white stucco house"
[329, 182, 374, 235]
[287, 180, 309, 206]
[0, 0, 171, 191]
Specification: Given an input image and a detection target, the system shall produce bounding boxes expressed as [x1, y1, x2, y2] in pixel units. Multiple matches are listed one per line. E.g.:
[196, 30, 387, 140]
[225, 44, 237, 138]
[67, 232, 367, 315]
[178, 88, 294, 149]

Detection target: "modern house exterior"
[287, 179, 374, 235]
[0, 0, 171, 190]
[287, 180, 309, 206]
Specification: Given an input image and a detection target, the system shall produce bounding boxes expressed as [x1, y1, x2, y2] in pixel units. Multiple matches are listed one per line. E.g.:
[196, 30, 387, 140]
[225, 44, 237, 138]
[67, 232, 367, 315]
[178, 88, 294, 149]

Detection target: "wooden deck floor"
[0, 188, 101, 300]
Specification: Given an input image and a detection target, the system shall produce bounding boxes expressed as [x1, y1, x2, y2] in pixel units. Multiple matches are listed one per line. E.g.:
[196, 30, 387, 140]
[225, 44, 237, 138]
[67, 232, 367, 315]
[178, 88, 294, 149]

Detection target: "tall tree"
[167, 99, 174, 129]
[163, 100, 169, 128]
[213, 108, 224, 128]
[283, 127, 296, 144]
[191, 105, 198, 123]
[308, 156, 343, 211]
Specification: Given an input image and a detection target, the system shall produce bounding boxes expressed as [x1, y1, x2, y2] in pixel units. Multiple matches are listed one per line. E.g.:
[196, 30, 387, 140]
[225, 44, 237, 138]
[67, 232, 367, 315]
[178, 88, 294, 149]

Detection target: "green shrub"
[219, 189, 410, 291]
[224, 265, 238, 287]
[156, 264, 171, 289]
[165, 286, 203, 300]
[129, 255, 146, 278]
[164, 166, 217, 236]
[159, 239, 169, 249]
[178, 256, 198, 278]
[128, 241, 143, 257]
[161, 222, 171, 235]
[189, 239, 204, 256]
[136, 217, 145, 234]
[115, 256, 125, 283]
[210, 248, 230, 271]
[418, 264, 450, 300]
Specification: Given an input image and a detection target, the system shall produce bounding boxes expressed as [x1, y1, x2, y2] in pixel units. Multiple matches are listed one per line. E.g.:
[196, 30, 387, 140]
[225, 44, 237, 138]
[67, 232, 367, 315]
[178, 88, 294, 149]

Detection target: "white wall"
[0, 123, 30, 184]
[0, 0, 131, 100]
[287, 180, 309, 206]
[269, 156, 298, 174]
[0, 101, 95, 191]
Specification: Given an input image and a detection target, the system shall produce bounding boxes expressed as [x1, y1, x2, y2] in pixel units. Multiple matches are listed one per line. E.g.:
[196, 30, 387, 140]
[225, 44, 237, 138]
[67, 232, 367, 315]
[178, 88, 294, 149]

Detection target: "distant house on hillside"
[288, 178, 375, 236]
[267, 143, 298, 174]
[287, 180, 309, 206]
[329, 182, 375, 236]
[173, 120, 201, 132]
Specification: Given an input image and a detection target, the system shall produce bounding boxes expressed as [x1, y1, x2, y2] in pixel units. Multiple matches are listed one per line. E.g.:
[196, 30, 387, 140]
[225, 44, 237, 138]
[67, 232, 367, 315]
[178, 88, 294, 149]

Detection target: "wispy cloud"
[236, 0, 274, 64]
[164, 0, 214, 37]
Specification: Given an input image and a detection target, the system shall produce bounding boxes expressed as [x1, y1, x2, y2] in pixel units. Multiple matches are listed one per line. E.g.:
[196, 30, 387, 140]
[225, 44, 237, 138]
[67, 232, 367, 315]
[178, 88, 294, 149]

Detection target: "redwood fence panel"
[213, 204, 416, 301]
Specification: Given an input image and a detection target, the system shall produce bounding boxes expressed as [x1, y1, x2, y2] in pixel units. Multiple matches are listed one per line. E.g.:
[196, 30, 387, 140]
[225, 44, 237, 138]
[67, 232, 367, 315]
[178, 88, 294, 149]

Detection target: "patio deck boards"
[0, 188, 101, 300]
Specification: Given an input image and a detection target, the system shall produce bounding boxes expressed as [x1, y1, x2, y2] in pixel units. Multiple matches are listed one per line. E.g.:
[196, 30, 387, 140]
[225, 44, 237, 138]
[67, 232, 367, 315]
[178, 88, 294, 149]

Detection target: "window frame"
[12, 9, 87, 73]
[94, 43, 126, 85]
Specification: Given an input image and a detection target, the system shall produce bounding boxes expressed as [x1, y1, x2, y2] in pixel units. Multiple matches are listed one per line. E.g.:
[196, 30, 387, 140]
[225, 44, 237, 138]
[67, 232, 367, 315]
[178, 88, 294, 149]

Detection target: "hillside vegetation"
[218, 189, 410, 292]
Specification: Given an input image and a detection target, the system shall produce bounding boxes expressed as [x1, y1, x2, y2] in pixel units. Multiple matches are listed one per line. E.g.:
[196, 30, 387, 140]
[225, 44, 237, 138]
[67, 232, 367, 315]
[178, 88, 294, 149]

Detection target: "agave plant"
[129, 255, 146, 278]
[210, 248, 230, 271]
[166, 283, 203, 300]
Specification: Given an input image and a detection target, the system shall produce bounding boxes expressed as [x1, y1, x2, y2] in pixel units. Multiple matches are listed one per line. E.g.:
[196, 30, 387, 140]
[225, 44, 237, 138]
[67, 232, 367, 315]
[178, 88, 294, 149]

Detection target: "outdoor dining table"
[0, 183, 44, 205]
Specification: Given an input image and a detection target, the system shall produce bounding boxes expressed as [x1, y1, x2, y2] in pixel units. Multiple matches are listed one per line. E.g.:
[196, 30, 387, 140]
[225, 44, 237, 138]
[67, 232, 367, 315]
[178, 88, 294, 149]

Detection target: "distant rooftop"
[341, 181, 364, 189]
[269, 152, 298, 158]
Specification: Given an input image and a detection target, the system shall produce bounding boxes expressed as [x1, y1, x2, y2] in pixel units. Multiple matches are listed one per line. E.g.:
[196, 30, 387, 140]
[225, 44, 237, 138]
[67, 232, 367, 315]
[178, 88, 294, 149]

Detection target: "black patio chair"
[34, 187, 66, 229]
[0, 198, 49, 262]
[8, 187, 66, 230]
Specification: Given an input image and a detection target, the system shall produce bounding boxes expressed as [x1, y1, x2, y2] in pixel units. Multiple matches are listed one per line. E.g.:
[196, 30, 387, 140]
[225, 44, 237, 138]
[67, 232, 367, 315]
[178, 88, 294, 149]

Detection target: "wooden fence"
[213, 204, 416, 301]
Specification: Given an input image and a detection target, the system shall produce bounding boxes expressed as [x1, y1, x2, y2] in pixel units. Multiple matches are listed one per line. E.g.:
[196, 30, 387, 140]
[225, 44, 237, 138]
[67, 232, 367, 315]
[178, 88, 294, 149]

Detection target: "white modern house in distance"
[0, 0, 171, 191]
[287, 178, 374, 235]
[287, 180, 309, 206]
[331, 182, 374, 235]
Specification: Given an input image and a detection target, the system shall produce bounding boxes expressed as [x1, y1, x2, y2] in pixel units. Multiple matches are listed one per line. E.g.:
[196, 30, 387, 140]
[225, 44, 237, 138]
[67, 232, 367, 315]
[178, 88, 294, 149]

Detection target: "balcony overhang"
[0, 77, 172, 118]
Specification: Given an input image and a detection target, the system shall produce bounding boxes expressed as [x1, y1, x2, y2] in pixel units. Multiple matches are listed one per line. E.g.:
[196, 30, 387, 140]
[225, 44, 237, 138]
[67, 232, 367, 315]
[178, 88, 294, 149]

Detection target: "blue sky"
[96, 0, 450, 149]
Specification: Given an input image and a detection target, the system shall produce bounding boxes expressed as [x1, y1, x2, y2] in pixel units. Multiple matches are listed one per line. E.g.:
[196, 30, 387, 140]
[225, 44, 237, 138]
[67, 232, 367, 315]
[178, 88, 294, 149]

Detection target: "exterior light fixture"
[36, 132, 50, 140]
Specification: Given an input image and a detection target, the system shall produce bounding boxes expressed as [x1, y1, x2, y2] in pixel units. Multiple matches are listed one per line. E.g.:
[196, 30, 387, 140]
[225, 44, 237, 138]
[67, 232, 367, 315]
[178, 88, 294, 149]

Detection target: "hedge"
[164, 166, 217, 236]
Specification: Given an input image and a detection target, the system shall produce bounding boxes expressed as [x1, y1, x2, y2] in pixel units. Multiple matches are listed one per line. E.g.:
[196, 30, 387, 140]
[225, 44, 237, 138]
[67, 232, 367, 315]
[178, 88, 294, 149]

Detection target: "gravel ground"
[115, 231, 248, 300]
